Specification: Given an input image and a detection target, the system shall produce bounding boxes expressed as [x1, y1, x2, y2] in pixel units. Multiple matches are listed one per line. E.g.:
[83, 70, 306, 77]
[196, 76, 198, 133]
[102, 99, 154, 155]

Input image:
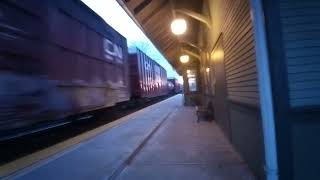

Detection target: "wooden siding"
[203, 0, 263, 177]
[279, 0, 320, 107]
[222, 0, 259, 107]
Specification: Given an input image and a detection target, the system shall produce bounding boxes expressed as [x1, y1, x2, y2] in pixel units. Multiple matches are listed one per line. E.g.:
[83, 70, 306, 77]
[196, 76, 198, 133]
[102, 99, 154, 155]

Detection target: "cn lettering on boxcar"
[103, 38, 123, 63]
[0, 0, 131, 134]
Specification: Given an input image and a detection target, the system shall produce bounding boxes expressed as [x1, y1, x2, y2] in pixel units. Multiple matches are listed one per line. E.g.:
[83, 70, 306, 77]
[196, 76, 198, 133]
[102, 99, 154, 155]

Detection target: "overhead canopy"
[117, 0, 204, 73]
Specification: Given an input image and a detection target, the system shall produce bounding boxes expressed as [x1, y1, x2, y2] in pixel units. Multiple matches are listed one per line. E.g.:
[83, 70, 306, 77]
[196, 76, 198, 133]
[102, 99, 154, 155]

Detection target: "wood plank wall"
[279, 0, 320, 108]
[274, 1, 320, 179]
[222, 0, 259, 107]
[205, 0, 259, 107]
[203, 0, 264, 178]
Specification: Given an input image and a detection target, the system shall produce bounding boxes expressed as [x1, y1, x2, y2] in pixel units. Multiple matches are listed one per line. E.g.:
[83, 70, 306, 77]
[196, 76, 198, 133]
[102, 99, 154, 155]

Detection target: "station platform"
[2, 94, 254, 180]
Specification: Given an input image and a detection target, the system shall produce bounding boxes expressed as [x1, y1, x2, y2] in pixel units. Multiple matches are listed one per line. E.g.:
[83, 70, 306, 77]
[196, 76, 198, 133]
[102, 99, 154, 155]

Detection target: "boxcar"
[0, 0, 130, 132]
[129, 49, 167, 98]
[167, 78, 182, 94]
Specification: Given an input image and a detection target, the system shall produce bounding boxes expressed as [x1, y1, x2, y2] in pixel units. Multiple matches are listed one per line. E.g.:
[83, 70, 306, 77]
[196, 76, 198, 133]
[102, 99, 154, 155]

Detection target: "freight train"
[0, 0, 179, 139]
[167, 78, 183, 95]
[129, 49, 168, 99]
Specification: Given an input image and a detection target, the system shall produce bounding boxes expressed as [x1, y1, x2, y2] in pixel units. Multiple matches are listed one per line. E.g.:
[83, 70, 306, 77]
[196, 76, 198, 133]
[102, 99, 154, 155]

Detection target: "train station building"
[117, 0, 320, 180]
[0, 0, 319, 180]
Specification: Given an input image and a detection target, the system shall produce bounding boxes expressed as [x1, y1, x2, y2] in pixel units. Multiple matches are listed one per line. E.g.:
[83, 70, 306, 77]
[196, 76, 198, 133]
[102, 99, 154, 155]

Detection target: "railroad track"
[0, 95, 173, 166]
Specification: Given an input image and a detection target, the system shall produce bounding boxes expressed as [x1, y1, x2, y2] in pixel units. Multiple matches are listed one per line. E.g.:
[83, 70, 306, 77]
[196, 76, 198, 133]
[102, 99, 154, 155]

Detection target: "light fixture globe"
[171, 19, 187, 35]
[180, 55, 189, 63]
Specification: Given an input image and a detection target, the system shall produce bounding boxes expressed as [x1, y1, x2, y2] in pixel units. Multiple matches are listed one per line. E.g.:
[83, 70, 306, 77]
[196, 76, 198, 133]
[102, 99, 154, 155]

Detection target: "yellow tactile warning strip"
[0, 97, 173, 178]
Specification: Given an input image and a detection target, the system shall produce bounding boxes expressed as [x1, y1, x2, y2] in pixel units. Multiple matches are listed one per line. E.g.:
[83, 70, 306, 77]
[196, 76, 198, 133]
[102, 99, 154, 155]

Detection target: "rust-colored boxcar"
[0, 0, 130, 132]
[129, 49, 167, 98]
[167, 78, 182, 94]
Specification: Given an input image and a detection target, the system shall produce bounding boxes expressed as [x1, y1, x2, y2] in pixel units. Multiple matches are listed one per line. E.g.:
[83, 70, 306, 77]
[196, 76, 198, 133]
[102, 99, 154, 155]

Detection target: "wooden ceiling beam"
[134, 0, 152, 15]
[141, 0, 169, 25]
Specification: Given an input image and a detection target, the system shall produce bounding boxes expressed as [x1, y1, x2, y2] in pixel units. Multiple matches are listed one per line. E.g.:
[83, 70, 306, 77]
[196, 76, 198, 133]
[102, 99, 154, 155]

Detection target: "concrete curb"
[0, 95, 179, 178]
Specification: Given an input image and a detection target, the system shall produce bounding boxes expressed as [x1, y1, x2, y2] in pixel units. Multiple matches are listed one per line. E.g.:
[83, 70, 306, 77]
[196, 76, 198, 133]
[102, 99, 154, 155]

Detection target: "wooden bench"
[196, 106, 213, 123]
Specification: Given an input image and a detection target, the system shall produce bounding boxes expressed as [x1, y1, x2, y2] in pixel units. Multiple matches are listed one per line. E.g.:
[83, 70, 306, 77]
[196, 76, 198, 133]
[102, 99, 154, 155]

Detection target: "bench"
[196, 106, 213, 123]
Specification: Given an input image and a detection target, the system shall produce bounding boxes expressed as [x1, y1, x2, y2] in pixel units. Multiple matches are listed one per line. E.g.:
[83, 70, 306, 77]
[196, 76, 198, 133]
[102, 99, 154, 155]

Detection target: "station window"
[187, 70, 197, 92]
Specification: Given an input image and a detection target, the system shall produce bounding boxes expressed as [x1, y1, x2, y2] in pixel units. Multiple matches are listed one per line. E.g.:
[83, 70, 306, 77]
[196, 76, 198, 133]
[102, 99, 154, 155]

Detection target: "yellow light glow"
[186, 69, 191, 74]
[206, 67, 210, 73]
[180, 55, 189, 63]
[171, 19, 187, 35]
[212, 50, 224, 61]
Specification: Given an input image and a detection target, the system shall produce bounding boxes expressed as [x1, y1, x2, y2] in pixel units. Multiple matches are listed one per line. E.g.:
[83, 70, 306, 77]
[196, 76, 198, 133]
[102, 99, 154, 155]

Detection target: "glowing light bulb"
[180, 55, 189, 63]
[171, 19, 187, 35]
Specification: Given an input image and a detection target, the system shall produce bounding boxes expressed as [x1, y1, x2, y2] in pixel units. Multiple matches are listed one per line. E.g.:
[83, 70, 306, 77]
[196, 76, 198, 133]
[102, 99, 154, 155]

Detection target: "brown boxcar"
[0, 0, 130, 133]
[167, 78, 182, 94]
[129, 49, 167, 98]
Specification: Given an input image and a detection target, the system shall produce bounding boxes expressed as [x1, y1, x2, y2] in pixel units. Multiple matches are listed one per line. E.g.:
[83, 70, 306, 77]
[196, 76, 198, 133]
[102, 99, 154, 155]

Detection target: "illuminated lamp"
[171, 18, 187, 35]
[180, 55, 189, 63]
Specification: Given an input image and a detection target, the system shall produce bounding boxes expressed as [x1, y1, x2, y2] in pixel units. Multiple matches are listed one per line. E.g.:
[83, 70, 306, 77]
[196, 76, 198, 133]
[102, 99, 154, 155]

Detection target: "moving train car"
[167, 78, 182, 94]
[129, 49, 168, 98]
[0, 0, 172, 139]
[0, 0, 130, 133]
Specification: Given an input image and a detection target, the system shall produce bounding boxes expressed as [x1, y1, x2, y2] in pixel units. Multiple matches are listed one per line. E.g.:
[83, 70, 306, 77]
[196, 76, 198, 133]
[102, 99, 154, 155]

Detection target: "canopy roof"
[117, 0, 204, 73]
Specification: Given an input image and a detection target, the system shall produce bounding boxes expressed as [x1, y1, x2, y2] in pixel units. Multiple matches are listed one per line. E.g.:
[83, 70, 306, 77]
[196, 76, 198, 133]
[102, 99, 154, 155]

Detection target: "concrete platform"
[118, 97, 255, 180]
[3, 94, 255, 180]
